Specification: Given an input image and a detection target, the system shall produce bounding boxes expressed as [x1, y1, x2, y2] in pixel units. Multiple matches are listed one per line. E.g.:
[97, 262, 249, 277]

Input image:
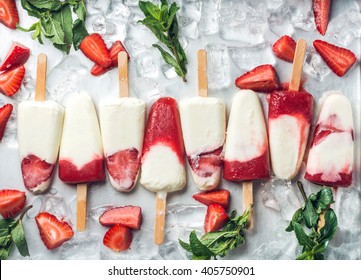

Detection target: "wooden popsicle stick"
[198, 49, 208, 97]
[118, 52, 129, 98]
[35, 53, 47, 102]
[154, 192, 167, 245]
[243, 181, 254, 229]
[76, 183, 87, 231]
[289, 39, 306, 91]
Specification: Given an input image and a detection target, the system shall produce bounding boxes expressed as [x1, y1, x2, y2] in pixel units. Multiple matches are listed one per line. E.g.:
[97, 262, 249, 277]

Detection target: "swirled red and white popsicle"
[305, 92, 354, 187]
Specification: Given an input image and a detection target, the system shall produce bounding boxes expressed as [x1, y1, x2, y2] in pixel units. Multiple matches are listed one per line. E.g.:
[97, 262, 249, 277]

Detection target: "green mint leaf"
[20, 0, 43, 18]
[189, 231, 214, 259]
[72, 19, 88, 50]
[293, 222, 315, 250]
[41, 17, 65, 44]
[166, 3, 180, 30]
[28, 0, 63, 11]
[314, 188, 334, 212]
[11, 221, 30, 257]
[139, 17, 168, 45]
[0, 235, 11, 246]
[286, 208, 303, 232]
[0, 219, 15, 237]
[139, 1, 162, 20]
[319, 209, 338, 243]
[153, 44, 183, 76]
[0, 246, 12, 260]
[53, 5, 73, 54]
[303, 199, 319, 229]
[178, 239, 192, 253]
[73, 0, 86, 21]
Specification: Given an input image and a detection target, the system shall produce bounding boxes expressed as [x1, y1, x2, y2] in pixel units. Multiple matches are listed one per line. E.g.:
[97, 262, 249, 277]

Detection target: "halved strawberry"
[313, 40, 357, 77]
[91, 41, 129, 76]
[0, 189, 26, 219]
[272, 35, 296, 63]
[99, 205, 142, 230]
[35, 212, 74, 250]
[103, 224, 132, 252]
[21, 154, 54, 192]
[188, 147, 223, 178]
[0, 43, 30, 72]
[313, 0, 331, 36]
[105, 148, 141, 191]
[79, 33, 111, 67]
[0, 103, 13, 141]
[0, 0, 19, 29]
[204, 204, 229, 233]
[235, 64, 280, 93]
[0, 65, 25, 96]
[193, 190, 230, 209]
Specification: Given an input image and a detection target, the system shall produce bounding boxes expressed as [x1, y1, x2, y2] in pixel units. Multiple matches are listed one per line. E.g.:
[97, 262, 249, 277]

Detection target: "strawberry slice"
[106, 148, 141, 191]
[91, 41, 129, 76]
[187, 147, 223, 178]
[235, 64, 280, 93]
[35, 212, 74, 250]
[0, 189, 26, 219]
[272, 35, 296, 63]
[313, 0, 331, 36]
[204, 203, 229, 233]
[0, 0, 19, 29]
[99, 205, 142, 230]
[0, 65, 25, 97]
[0, 103, 13, 141]
[193, 190, 230, 209]
[21, 154, 54, 192]
[0, 43, 30, 72]
[313, 40, 357, 77]
[103, 224, 132, 252]
[79, 33, 111, 68]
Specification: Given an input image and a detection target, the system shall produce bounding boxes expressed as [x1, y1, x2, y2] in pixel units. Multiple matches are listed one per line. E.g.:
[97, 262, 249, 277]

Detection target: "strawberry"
[99, 205, 142, 230]
[0, 43, 30, 72]
[313, 40, 357, 77]
[105, 148, 141, 191]
[21, 154, 54, 192]
[187, 147, 223, 178]
[0, 0, 19, 29]
[91, 41, 129, 76]
[204, 204, 229, 233]
[35, 212, 74, 250]
[103, 224, 132, 252]
[193, 189, 230, 209]
[0, 103, 13, 141]
[0, 65, 25, 96]
[272, 35, 296, 63]
[313, 0, 331, 36]
[0, 189, 26, 219]
[235, 64, 280, 93]
[79, 33, 111, 68]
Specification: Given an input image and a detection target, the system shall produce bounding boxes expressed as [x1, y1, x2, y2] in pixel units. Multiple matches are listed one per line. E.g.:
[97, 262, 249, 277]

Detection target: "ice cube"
[181, 0, 202, 22]
[127, 16, 159, 48]
[161, 62, 178, 79]
[106, 2, 131, 23]
[86, 13, 106, 34]
[267, 3, 294, 36]
[26, 196, 43, 219]
[178, 16, 199, 39]
[89, 0, 111, 15]
[199, 0, 220, 35]
[288, 0, 316, 32]
[131, 77, 165, 101]
[89, 204, 113, 222]
[124, 0, 140, 6]
[303, 47, 331, 81]
[159, 240, 189, 260]
[60, 232, 102, 260]
[40, 195, 71, 222]
[167, 203, 205, 229]
[136, 51, 159, 78]
[205, 44, 231, 89]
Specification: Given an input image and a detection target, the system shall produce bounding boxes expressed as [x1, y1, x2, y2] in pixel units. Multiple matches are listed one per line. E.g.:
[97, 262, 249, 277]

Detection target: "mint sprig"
[18, 0, 88, 54]
[286, 182, 338, 260]
[0, 205, 32, 260]
[179, 206, 252, 260]
[139, 0, 188, 82]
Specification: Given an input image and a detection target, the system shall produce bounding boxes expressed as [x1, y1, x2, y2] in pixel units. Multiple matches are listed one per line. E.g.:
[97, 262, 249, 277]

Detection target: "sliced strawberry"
[106, 148, 140, 191]
[99, 205, 142, 230]
[0, 65, 25, 97]
[0, 43, 30, 72]
[91, 40, 129, 76]
[235, 64, 280, 93]
[21, 154, 54, 192]
[313, 40, 357, 77]
[0, 0, 19, 29]
[103, 224, 132, 252]
[79, 33, 111, 67]
[0, 189, 26, 219]
[272, 35, 296, 63]
[35, 212, 74, 250]
[204, 203, 229, 233]
[193, 190, 230, 209]
[0, 103, 12, 141]
[188, 147, 223, 178]
[313, 0, 331, 36]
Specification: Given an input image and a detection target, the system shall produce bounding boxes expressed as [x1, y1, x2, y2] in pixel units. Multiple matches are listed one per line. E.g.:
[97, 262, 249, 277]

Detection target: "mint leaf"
[72, 19, 88, 50]
[153, 44, 183, 76]
[314, 188, 334, 212]
[189, 231, 214, 259]
[303, 200, 319, 228]
[139, 1, 162, 20]
[178, 239, 192, 253]
[286, 209, 303, 232]
[293, 222, 315, 250]
[28, 0, 62, 11]
[53, 5, 73, 54]
[11, 221, 30, 257]
[319, 209, 338, 243]
[73, 1, 86, 21]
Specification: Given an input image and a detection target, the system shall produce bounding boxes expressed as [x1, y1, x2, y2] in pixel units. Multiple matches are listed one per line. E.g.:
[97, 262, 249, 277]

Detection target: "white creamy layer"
[18, 100, 64, 163]
[59, 92, 103, 167]
[192, 169, 221, 191]
[269, 115, 310, 180]
[99, 97, 146, 156]
[180, 97, 226, 155]
[224, 90, 268, 162]
[140, 144, 186, 193]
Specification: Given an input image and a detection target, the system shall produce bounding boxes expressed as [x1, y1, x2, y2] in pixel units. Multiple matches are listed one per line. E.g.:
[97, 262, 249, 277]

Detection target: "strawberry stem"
[297, 181, 308, 202]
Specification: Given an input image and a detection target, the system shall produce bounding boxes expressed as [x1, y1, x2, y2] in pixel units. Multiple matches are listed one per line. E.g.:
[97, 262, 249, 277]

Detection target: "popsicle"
[58, 92, 105, 231]
[179, 50, 226, 190]
[18, 54, 64, 194]
[268, 39, 313, 180]
[99, 52, 145, 192]
[305, 92, 354, 187]
[140, 97, 186, 244]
